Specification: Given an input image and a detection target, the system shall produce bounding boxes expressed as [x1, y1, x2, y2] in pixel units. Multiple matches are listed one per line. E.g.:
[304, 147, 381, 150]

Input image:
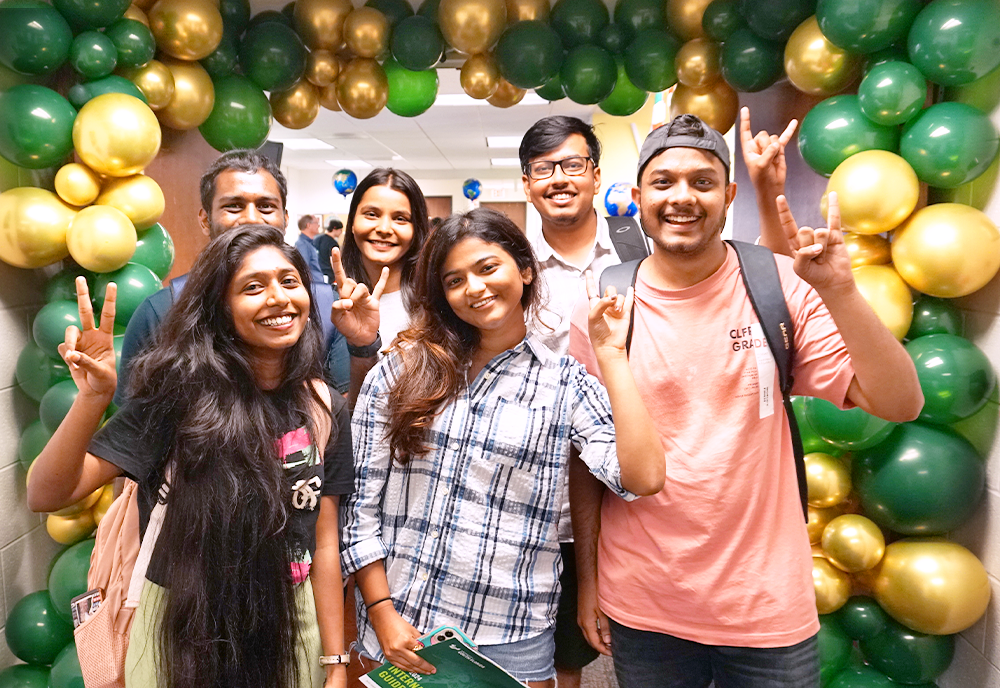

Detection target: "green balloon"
[201, 33, 240, 78]
[907, 334, 996, 425]
[0, 84, 76, 169]
[907, 0, 1000, 86]
[4, 590, 74, 665]
[281, 1, 295, 22]
[52, 0, 129, 30]
[219, 0, 251, 36]
[860, 618, 954, 684]
[366, 0, 413, 28]
[561, 44, 617, 105]
[862, 44, 910, 76]
[67, 74, 146, 109]
[613, 0, 667, 42]
[900, 101, 999, 188]
[0, 664, 50, 688]
[624, 29, 679, 92]
[16, 342, 70, 402]
[741, 0, 814, 42]
[853, 422, 984, 534]
[93, 262, 163, 326]
[18, 420, 51, 471]
[720, 27, 783, 92]
[384, 59, 438, 116]
[246, 9, 292, 31]
[104, 18, 156, 70]
[797, 95, 900, 176]
[496, 21, 564, 89]
[33, 300, 82, 358]
[828, 665, 896, 688]
[199, 75, 272, 152]
[239, 22, 307, 93]
[836, 596, 891, 641]
[391, 15, 444, 72]
[550, 0, 609, 48]
[0, 0, 73, 76]
[48, 641, 84, 688]
[599, 58, 647, 115]
[816, 0, 922, 53]
[702, 0, 743, 41]
[40, 378, 79, 434]
[417, 0, 440, 21]
[907, 295, 962, 339]
[113, 333, 124, 373]
[69, 31, 117, 80]
[49, 539, 96, 623]
[819, 615, 853, 685]
[791, 395, 845, 456]
[802, 396, 897, 449]
[597, 23, 627, 54]
[858, 61, 926, 126]
[46, 267, 92, 303]
[131, 223, 176, 280]
[535, 74, 565, 100]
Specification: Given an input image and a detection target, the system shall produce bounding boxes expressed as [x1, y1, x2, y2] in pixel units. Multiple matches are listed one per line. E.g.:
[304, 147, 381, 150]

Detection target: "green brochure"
[360, 640, 527, 688]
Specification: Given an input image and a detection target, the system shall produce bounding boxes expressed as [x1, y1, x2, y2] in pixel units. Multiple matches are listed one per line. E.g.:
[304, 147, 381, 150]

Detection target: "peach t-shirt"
[569, 245, 855, 647]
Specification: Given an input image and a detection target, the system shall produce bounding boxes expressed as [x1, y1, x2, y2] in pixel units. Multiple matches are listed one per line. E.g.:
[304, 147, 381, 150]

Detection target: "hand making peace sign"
[328, 247, 390, 348]
[59, 276, 118, 399]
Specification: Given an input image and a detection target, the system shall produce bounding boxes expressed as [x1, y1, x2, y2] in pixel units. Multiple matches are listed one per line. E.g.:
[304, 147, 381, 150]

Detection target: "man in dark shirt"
[316, 219, 342, 284]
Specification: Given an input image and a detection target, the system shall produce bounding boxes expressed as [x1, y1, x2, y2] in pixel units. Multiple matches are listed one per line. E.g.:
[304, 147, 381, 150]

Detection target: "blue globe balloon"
[333, 169, 357, 196]
[462, 178, 482, 201]
[604, 181, 638, 216]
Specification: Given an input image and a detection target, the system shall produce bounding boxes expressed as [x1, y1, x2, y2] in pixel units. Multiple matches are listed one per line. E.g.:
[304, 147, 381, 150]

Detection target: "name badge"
[751, 323, 775, 419]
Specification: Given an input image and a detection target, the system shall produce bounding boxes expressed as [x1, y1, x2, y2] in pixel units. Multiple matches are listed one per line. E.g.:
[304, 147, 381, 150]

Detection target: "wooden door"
[425, 196, 453, 224]
[481, 201, 527, 232]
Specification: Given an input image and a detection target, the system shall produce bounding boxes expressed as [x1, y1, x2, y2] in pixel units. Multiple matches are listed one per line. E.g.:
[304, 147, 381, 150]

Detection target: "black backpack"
[600, 219, 808, 521]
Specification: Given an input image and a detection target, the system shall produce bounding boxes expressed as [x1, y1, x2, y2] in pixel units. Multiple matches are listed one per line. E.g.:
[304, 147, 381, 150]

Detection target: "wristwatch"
[347, 334, 382, 358]
[319, 654, 351, 667]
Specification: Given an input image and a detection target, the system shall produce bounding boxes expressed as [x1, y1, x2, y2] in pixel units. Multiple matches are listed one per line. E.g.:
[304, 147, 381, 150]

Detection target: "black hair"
[519, 116, 602, 172]
[200, 149, 288, 214]
[327, 218, 343, 231]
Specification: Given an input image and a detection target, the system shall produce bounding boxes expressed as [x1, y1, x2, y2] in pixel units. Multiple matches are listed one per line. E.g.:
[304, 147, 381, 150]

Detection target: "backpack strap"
[606, 216, 651, 263]
[124, 469, 170, 615]
[599, 259, 643, 355]
[727, 240, 807, 521]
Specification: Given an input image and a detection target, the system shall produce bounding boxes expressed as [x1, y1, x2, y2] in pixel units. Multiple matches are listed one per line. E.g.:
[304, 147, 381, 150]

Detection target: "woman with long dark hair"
[341, 209, 665, 687]
[28, 225, 354, 688]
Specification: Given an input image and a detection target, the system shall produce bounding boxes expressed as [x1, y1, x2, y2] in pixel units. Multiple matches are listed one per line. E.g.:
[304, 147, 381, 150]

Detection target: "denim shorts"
[478, 627, 557, 683]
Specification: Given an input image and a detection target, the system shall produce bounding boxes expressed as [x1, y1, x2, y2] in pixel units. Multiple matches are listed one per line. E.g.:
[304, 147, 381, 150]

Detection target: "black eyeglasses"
[524, 156, 592, 180]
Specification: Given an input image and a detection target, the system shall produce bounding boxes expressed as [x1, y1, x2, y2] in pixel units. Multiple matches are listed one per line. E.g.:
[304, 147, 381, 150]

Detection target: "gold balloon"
[158, 57, 215, 130]
[784, 16, 861, 97]
[874, 538, 990, 635]
[667, 0, 714, 41]
[47, 511, 96, 545]
[95, 174, 165, 230]
[506, 0, 548, 23]
[676, 38, 721, 88]
[67, 205, 137, 273]
[336, 58, 388, 119]
[844, 233, 891, 268]
[73, 93, 162, 177]
[805, 452, 851, 508]
[122, 59, 176, 111]
[852, 265, 913, 341]
[813, 556, 852, 615]
[92, 483, 116, 526]
[295, 0, 353, 50]
[821, 514, 885, 573]
[306, 49, 340, 87]
[344, 7, 390, 59]
[669, 80, 739, 134]
[487, 77, 525, 108]
[132, 0, 157, 11]
[148, 0, 224, 61]
[271, 80, 321, 130]
[807, 504, 844, 544]
[891, 203, 1000, 298]
[824, 151, 919, 235]
[0, 188, 75, 269]
[55, 163, 102, 207]
[125, 4, 150, 26]
[461, 52, 500, 99]
[318, 83, 342, 110]
[51, 485, 104, 517]
[439, 0, 507, 54]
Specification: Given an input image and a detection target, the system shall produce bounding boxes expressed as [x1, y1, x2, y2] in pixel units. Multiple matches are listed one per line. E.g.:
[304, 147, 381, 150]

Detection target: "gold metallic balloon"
[669, 79, 739, 134]
[95, 174, 165, 230]
[158, 57, 215, 130]
[667, 0, 714, 41]
[0, 188, 74, 268]
[805, 452, 852, 508]
[487, 76, 525, 107]
[852, 264, 914, 340]
[318, 83, 342, 110]
[891, 203, 1000, 299]
[306, 49, 340, 87]
[822, 514, 885, 573]
[844, 233, 891, 268]
[439, 0, 507, 54]
[295, 0, 353, 50]
[67, 205, 137, 273]
[824, 151, 919, 235]
[92, 483, 116, 526]
[271, 80, 321, 130]
[47, 511, 96, 545]
[132, 0, 157, 11]
[874, 538, 990, 635]
[506, 0, 548, 23]
[784, 16, 861, 97]
[344, 7, 390, 59]
[813, 556, 852, 615]
[125, 4, 150, 26]
[122, 59, 176, 111]
[807, 504, 844, 544]
[336, 58, 388, 119]
[148, 0, 224, 61]
[676, 38, 721, 88]
[73, 93, 162, 177]
[55, 163, 102, 207]
[51, 485, 104, 517]
[461, 52, 500, 99]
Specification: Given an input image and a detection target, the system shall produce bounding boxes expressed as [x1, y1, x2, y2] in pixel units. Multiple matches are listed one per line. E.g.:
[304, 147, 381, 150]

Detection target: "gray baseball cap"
[636, 114, 731, 183]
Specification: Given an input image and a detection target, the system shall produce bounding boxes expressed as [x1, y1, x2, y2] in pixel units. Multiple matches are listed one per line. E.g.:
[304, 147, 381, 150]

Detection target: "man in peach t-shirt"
[568, 115, 923, 687]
